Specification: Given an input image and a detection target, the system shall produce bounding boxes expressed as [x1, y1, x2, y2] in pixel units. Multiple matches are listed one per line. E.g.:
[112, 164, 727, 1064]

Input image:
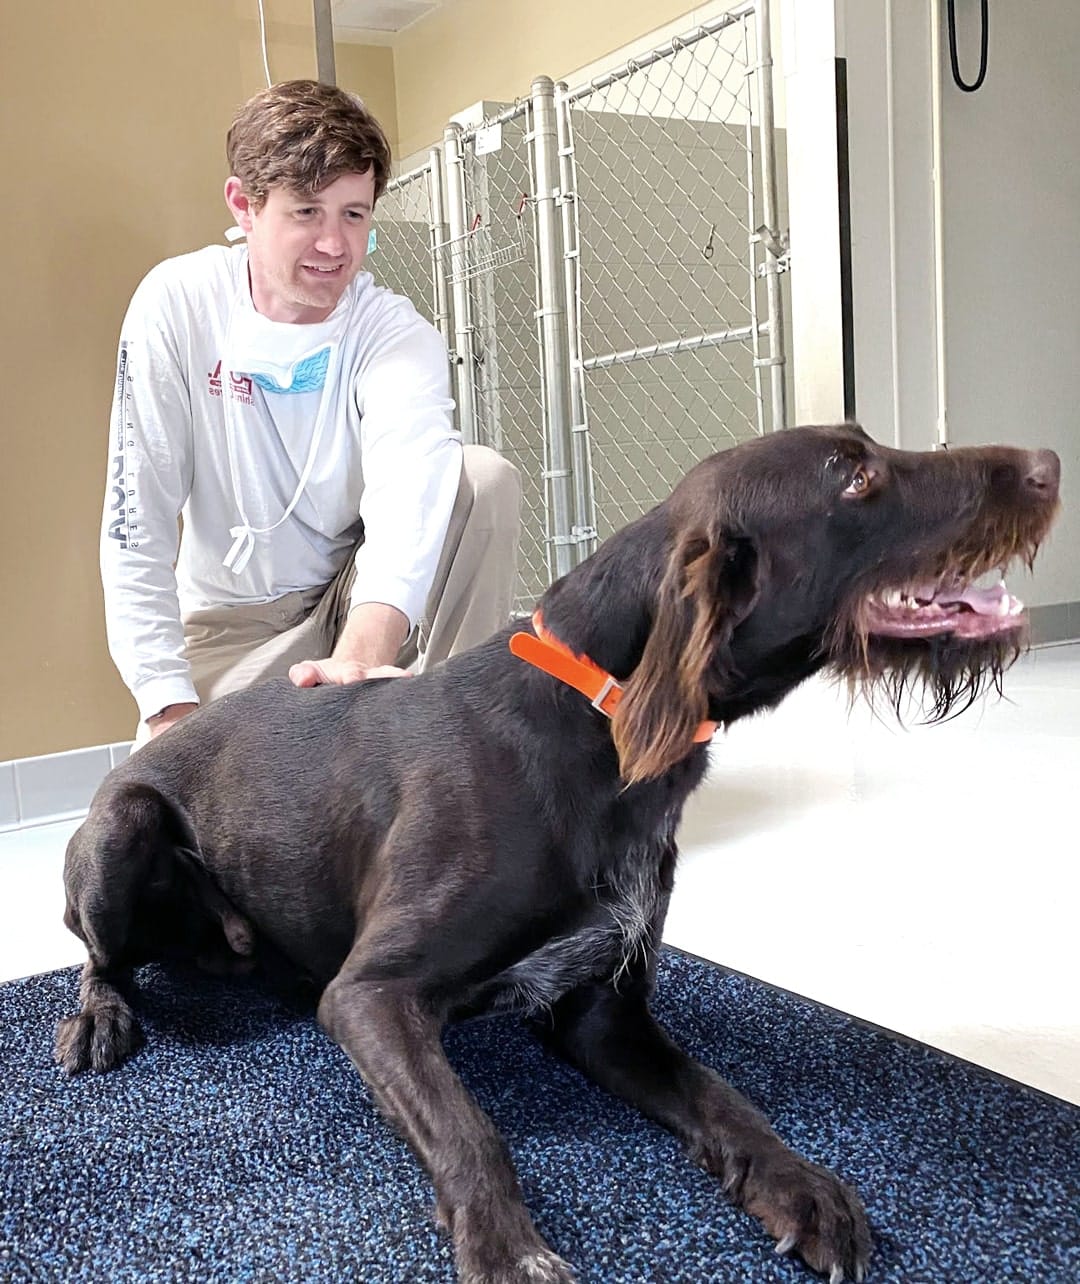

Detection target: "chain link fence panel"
[369, 161, 441, 326]
[562, 1, 787, 541]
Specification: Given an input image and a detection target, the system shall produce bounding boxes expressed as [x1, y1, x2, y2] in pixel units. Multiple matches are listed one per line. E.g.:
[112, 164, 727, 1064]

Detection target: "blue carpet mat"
[1, 951, 1077, 1283]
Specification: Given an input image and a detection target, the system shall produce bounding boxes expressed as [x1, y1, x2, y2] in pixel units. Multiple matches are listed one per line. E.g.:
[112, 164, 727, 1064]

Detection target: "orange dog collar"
[509, 612, 717, 743]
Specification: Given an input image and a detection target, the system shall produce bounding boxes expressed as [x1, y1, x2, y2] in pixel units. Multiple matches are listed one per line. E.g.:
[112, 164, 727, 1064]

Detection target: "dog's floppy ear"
[612, 527, 759, 785]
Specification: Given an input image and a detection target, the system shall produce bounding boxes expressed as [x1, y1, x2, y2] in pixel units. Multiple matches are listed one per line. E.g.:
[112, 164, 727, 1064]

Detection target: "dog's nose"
[1024, 449, 1060, 500]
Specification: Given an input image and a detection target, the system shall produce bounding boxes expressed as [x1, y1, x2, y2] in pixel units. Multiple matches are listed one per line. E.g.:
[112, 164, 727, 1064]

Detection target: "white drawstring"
[219, 262, 345, 574]
[220, 389, 335, 573]
[223, 525, 257, 574]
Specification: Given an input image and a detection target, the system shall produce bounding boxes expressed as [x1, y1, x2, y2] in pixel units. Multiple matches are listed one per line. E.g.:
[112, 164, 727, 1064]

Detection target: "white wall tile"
[14, 747, 112, 825]
[0, 763, 18, 830]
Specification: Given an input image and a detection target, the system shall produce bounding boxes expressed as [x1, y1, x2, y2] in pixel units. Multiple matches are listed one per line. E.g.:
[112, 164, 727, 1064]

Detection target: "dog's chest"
[477, 849, 668, 1018]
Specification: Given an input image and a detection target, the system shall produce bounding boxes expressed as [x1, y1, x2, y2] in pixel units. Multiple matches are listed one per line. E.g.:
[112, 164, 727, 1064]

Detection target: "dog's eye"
[843, 466, 874, 498]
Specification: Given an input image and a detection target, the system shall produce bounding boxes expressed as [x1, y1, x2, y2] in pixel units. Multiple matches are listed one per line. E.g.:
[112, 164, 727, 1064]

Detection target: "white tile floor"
[667, 642, 1080, 1106]
[3, 644, 1077, 1104]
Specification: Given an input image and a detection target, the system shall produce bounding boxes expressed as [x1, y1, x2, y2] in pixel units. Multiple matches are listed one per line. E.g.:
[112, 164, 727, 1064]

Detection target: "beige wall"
[0, 1, 389, 761]
[336, 43, 398, 143]
[391, 0, 703, 158]
[1, 0, 701, 761]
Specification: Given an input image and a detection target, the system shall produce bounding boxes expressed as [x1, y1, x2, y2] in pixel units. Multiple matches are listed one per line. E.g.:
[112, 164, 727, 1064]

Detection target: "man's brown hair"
[226, 79, 392, 209]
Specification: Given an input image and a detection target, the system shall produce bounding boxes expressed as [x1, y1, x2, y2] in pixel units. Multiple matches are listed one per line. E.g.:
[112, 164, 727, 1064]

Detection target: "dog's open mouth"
[864, 574, 1025, 640]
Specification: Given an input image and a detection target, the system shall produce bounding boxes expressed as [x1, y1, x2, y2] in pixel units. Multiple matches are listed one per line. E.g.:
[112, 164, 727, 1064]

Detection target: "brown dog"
[58, 425, 1059, 1283]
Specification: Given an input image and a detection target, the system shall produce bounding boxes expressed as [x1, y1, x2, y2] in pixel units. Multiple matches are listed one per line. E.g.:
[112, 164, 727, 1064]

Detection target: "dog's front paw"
[54, 1005, 142, 1074]
[460, 1248, 577, 1284]
[448, 1191, 577, 1284]
[732, 1149, 871, 1283]
[455, 1218, 577, 1284]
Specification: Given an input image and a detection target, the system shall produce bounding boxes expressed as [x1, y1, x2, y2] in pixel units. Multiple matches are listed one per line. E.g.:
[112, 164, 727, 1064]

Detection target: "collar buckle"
[590, 674, 622, 718]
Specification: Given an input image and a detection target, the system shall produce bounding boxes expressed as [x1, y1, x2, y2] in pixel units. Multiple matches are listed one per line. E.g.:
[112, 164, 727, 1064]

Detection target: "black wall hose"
[947, 0, 989, 93]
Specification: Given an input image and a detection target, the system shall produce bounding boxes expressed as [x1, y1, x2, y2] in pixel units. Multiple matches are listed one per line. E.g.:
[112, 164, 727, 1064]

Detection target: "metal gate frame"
[376, 0, 785, 605]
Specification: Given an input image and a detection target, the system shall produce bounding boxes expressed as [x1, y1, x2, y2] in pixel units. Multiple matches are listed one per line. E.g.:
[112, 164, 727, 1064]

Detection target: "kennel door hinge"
[756, 252, 790, 277]
[447, 340, 481, 369]
[753, 225, 790, 276]
[551, 526, 597, 548]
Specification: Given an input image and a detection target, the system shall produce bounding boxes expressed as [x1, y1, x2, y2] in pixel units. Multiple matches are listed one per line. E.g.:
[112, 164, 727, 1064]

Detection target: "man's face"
[225, 170, 376, 324]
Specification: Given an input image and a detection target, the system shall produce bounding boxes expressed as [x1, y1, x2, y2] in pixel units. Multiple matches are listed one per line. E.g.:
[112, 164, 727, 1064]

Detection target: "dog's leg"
[319, 971, 576, 1284]
[542, 980, 871, 1284]
[54, 785, 177, 1074]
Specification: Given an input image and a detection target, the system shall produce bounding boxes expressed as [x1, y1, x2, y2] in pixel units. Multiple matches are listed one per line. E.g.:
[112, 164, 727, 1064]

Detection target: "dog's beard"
[831, 629, 1022, 723]
[823, 530, 1047, 723]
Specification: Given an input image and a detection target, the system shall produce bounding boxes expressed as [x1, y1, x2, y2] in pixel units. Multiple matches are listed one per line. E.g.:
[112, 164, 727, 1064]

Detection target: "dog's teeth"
[881, 589, 902, 609]
[774, 1234, 798, 1255]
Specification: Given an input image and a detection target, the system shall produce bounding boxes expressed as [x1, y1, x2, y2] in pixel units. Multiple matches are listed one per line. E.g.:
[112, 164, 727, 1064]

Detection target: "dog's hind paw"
[54, 1006, 143, 1074]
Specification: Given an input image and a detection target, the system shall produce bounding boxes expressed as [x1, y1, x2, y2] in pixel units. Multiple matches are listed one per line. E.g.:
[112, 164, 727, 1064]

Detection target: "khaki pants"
[136, 445, 521, 742]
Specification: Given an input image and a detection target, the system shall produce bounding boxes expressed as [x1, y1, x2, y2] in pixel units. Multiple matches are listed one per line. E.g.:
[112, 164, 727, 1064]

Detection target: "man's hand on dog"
[293, 601, 412, 689]
[288, 659, 411, 687]
[149, 602, 411, 737]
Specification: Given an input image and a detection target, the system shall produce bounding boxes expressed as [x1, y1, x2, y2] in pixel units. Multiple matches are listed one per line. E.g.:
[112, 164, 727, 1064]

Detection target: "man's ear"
[611, 529, 760, 785]
[224, 177, 256, 235]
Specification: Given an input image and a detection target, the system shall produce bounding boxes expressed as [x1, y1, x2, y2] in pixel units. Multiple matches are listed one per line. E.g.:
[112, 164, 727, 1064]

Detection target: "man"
[101, 80, 521, 741]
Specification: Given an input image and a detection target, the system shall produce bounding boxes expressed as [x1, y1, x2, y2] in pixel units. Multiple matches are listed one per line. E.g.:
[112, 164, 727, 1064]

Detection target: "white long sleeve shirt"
[100, 245, 461, 721]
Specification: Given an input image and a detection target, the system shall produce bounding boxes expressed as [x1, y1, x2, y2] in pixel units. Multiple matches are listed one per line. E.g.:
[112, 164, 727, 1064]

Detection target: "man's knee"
[461, 445, 522, 529]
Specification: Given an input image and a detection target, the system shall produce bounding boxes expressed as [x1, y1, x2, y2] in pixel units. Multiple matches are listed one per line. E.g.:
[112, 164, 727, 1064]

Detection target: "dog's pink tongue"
[957, 583, 1008, 614]
[936, 580, 1021, 617]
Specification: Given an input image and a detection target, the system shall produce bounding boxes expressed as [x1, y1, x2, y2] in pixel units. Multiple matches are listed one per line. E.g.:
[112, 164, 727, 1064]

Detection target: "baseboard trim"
[0, 743, 133, 834]
[1029, 602, 1080, 646]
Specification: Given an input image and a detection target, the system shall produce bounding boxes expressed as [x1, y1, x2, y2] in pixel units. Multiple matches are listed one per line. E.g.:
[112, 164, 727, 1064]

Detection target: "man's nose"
[315, 224, 346, 256]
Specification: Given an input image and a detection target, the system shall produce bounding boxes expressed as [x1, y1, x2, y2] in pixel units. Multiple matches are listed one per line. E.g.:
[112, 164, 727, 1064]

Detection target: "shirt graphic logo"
[208, 361, 255, 405]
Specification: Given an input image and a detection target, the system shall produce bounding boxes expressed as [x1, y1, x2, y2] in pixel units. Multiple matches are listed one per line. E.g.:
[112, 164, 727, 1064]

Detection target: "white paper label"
[475, 123, 503, 156]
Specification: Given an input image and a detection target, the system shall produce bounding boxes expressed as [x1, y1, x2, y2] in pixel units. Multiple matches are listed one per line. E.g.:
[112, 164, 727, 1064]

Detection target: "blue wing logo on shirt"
[250, 345, 331, 395]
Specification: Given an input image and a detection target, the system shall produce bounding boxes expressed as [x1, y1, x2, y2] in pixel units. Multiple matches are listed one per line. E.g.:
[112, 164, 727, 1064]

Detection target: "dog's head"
[577, 424, 1060, 783]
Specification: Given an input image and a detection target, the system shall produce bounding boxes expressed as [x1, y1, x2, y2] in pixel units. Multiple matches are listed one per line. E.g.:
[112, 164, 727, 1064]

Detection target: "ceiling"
[332, 0, 443, 38]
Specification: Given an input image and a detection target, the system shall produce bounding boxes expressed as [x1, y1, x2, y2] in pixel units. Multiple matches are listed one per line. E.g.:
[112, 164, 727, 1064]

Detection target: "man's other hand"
[147, 702, 199, 738]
